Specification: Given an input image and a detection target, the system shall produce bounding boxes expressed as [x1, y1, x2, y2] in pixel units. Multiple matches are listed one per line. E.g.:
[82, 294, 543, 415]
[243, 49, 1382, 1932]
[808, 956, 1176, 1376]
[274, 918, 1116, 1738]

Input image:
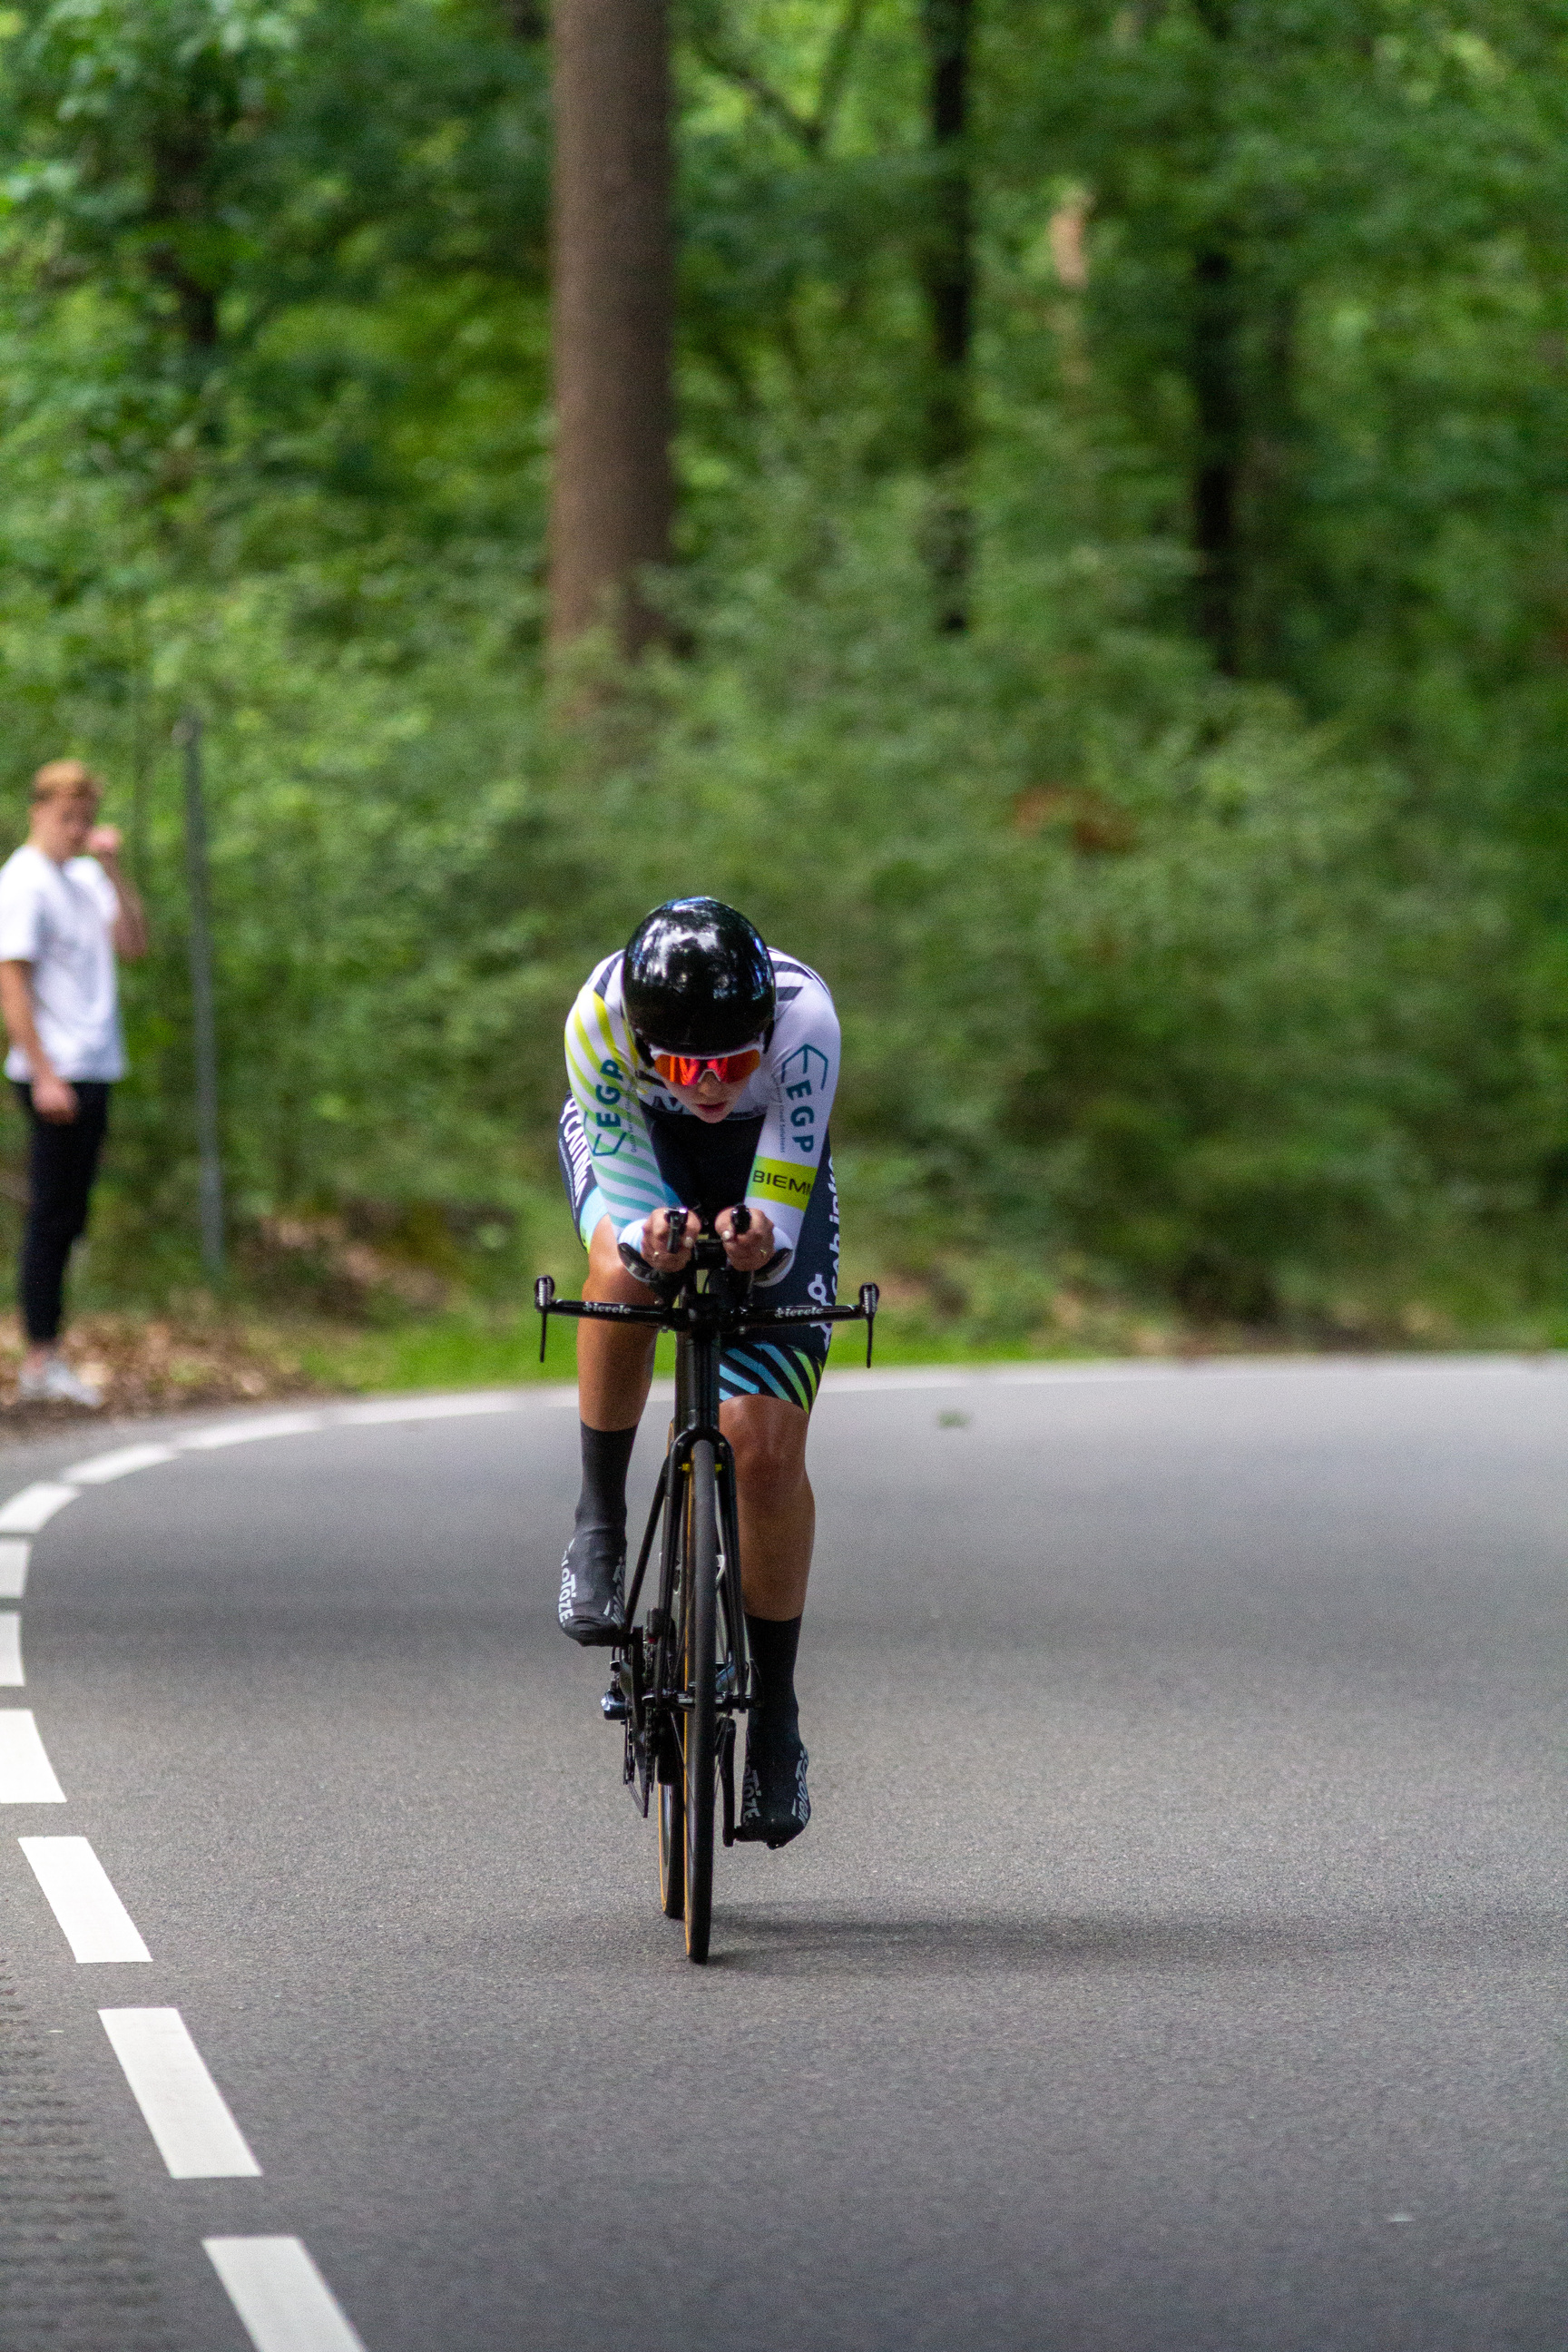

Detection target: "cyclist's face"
[666, 1067, 750, 1124]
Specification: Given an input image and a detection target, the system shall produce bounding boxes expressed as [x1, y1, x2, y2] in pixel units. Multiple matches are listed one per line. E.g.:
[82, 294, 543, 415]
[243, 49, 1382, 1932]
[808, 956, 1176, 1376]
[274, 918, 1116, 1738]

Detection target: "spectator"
[0, 760, 148, 1406]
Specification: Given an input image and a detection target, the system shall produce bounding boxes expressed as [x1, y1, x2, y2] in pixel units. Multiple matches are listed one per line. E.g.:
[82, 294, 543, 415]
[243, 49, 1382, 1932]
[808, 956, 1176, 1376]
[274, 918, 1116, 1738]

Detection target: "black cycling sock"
[575, 1423, 637, 1540]
[746, 1612, 802, 1726]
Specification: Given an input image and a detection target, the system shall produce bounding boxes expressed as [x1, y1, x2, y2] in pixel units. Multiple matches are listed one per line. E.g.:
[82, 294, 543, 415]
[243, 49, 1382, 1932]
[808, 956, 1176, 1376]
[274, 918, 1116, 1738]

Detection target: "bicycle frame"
[534, 1228, 877, 1838]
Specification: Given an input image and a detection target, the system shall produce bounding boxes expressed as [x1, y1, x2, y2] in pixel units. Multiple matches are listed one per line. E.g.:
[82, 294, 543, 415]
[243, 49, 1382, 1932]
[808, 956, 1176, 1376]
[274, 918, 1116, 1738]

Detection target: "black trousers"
[13, 1081, 112, 1344]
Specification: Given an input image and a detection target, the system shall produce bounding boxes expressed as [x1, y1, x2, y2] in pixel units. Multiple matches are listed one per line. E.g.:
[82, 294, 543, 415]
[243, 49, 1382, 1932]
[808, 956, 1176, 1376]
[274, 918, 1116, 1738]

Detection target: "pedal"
[603, 1650, 641, 1728]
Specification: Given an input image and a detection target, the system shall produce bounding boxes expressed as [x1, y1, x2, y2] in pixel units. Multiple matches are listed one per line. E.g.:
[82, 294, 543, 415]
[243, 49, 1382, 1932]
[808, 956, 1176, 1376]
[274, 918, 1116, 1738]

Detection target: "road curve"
[1, 1357, 1564, 2351]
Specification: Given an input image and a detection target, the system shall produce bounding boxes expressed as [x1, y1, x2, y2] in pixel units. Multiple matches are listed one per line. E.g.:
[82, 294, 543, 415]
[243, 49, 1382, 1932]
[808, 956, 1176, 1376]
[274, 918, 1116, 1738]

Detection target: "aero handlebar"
[534, 1212, 879, 1367]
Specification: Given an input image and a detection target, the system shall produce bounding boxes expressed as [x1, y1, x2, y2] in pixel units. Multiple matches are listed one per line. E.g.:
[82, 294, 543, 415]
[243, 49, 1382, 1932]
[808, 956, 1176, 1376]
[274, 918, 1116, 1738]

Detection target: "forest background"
[1, 0, 1566, 1390]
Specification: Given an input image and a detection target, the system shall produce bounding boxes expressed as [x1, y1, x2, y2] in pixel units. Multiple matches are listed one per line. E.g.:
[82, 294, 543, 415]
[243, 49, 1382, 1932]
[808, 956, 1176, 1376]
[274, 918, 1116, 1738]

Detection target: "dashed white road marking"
[100, 2007, 260, 2178]
[0, 1481, 79, 1534]
[0, 1538, 29, 1599]
[22, 1835, 151, 1962]
[181, 1411, 326, 1451]
[64, 1441, 180, 1485]
[205, 2237, 368, 2352]
[0, 1611, 22, 1686]
[0, 1709, 65, 1800]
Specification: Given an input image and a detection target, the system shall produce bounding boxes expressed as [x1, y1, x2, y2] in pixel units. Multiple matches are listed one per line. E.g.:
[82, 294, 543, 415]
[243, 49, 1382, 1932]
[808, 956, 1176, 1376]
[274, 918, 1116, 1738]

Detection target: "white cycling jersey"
[564, 946, 841, 1283]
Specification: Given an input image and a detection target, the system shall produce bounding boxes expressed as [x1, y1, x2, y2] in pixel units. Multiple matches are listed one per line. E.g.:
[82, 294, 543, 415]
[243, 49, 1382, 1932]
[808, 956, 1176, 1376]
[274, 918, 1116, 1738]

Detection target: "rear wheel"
[682, 1440, 720, 1964]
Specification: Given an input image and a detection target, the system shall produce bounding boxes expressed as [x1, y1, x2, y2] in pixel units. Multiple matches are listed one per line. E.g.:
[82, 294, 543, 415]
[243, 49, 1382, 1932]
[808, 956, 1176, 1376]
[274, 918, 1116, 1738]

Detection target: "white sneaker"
[18, 1355, 103, 1409]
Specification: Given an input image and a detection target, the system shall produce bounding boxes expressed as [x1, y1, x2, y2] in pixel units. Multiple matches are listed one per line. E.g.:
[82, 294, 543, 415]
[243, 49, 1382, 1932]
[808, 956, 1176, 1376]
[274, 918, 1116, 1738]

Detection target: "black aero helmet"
[622, 897, 776, 1056]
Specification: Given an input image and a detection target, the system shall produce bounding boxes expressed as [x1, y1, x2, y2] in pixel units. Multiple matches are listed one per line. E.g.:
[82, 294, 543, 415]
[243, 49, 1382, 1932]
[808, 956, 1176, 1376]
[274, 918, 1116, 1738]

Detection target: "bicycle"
[535, 1208, 877, 1964]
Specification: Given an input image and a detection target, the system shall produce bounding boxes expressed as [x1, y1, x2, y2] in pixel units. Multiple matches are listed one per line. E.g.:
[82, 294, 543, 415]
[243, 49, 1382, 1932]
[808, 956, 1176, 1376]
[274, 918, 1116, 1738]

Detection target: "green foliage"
[0, 0, 1563, 1345]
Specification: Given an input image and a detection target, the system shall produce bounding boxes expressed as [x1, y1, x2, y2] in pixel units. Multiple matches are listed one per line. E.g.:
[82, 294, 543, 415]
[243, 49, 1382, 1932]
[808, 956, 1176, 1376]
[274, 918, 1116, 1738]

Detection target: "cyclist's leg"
[720, 1392, 816, 1839]
[718, 1139, 837, 1620]
[579, 1212, 657, 1426]
[720, 1394, 814, 1620]
[558, 1219, 657, 1642]
[720, 1152, 837, 1843]
[556, 1100, 658, 1643]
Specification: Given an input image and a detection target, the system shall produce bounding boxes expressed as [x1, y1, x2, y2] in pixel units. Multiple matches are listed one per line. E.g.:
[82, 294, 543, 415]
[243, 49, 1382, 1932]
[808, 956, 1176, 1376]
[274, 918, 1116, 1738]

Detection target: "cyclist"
[556, 897, 840, 1848]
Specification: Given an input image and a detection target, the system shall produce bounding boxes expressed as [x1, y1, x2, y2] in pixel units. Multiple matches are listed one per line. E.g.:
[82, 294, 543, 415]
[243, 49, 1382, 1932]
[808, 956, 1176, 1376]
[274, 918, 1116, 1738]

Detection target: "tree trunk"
[1189, 0, 1241, 674]
[1191, 242, 1241, 674]
[920, 0, 974, 633]
[548, 0, 676, 656]
[1238, 284, 1298, 678]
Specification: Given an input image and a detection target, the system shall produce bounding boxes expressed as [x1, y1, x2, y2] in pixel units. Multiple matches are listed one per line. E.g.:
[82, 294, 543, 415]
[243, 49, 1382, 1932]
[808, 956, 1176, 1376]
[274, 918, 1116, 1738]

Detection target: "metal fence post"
[176, 711, 225, 1278]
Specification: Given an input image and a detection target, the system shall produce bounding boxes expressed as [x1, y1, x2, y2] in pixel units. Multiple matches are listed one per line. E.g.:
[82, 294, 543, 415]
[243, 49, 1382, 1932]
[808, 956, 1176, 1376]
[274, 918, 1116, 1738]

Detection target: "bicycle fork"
[605, 1419, 750, 1829]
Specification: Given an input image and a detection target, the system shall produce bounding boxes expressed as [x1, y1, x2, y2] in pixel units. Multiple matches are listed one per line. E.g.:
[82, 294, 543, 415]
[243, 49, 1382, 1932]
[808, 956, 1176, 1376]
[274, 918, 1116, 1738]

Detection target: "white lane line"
[0, 1612, 22, 1686]
[333, 1390, 526, 1425]
[99, 2007, 260, 2178]
[0, 1482, 78, 1534]
[820, 1364, 1179, 1394]
[180, 1412, 325, 1450]
[0, 1710, 65, 1801]
[818, 1352, 1568, 1396]
[972, 1355, 1542, 1385]
[0, 1539, 28, 1599]
[63, 1442, 179, 1485]
[205, 2238, 368, 2352]
[21, 1836, 151, 1962]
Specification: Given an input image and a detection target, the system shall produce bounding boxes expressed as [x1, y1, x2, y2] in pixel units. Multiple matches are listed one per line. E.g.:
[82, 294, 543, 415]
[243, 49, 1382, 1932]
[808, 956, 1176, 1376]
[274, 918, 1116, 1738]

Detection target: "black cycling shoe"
[557, 1525, 625, 1646]
[735, 1710, 810, 1848]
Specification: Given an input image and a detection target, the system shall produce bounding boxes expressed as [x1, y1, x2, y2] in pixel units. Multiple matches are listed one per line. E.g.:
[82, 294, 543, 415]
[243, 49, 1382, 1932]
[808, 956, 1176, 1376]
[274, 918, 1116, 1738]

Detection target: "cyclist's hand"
[641, 1208, 695, 1272]
[717, 1205, 775, 1272]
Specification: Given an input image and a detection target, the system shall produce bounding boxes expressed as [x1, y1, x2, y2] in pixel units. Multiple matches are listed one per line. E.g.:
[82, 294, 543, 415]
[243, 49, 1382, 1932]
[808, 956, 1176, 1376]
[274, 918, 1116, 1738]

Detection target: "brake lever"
[860, 1281, 879, 1367]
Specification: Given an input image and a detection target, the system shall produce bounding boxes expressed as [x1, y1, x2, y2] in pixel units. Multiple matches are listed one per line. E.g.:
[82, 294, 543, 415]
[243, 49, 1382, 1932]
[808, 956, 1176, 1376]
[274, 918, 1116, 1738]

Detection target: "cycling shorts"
[557, 1094, 840, 1411]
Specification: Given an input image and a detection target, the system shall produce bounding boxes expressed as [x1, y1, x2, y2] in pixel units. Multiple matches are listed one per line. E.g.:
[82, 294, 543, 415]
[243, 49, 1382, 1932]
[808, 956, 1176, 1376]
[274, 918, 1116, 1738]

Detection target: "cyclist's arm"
[742, 969, 840, 1285]
[564, 968, 675, 1254]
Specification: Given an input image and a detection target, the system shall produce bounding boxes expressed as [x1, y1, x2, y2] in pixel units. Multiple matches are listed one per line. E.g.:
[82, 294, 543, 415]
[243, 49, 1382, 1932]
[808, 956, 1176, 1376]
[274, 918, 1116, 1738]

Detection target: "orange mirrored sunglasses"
[650, 1048, 762, 1088]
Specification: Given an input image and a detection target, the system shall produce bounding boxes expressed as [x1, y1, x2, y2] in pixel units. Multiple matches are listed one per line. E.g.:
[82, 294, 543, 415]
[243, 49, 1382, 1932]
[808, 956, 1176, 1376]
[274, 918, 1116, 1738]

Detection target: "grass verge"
[7, 1241, 1567, 1430]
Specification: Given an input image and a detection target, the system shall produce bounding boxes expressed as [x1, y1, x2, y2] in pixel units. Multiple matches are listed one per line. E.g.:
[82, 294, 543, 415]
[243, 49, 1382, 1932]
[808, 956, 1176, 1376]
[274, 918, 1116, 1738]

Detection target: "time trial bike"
[535, 1209, 877, 1963]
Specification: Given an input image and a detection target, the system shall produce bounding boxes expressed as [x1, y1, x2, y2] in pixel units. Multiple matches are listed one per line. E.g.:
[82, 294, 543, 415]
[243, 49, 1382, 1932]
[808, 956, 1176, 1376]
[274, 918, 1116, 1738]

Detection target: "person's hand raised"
[85, 824, 122, 861]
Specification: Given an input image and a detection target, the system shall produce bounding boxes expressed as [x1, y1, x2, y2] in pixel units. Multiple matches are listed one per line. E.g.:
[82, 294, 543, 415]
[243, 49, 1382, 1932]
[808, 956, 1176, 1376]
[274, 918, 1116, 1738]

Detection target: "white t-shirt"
[0, 844, 126, 1083]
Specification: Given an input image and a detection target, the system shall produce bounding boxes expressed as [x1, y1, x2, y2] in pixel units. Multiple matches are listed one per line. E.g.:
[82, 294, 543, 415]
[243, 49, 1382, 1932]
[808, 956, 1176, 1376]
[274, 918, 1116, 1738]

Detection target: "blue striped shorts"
[556, 1096, 840, 1411]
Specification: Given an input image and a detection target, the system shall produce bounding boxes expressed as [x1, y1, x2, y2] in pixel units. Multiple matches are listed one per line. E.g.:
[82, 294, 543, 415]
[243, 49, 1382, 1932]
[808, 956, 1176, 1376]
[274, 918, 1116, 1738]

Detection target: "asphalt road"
[1, 1357, 1565, 2352]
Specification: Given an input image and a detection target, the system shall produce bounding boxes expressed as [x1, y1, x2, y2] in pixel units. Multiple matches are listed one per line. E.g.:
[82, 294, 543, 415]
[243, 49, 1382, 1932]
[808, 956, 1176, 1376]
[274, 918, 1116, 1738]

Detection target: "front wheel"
[682, 1440, 720, 1963]
[657, 1778, 684, 1918]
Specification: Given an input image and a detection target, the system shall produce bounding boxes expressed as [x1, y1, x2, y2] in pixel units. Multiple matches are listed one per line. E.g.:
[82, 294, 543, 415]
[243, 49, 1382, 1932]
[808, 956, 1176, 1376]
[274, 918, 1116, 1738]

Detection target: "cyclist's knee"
[725, 1400, 808, 1509]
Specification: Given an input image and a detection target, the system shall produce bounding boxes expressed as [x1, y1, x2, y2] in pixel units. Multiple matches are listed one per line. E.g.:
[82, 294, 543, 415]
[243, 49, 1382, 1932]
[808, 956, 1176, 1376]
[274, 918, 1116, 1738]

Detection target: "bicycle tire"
[658, 1779, 684, 1917]
[682, 1439, 720, 1964]
[657, 1461, 687, 1920]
